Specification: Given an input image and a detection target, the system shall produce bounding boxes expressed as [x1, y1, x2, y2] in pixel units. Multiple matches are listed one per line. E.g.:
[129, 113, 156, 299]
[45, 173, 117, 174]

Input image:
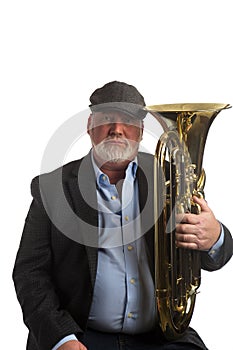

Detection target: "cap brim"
[89, 102, 147, 120]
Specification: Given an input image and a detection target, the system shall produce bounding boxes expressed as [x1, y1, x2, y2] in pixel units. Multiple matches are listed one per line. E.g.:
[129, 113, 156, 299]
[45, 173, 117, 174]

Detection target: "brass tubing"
[149, 103, 231, 340]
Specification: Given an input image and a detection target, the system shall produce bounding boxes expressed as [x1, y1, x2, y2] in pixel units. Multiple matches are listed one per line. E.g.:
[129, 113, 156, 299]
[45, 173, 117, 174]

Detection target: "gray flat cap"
[89, 81, 146, 120]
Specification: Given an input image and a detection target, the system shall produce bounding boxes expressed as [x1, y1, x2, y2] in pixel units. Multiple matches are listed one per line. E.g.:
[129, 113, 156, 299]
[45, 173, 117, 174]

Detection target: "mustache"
[101, 136, 129, 146]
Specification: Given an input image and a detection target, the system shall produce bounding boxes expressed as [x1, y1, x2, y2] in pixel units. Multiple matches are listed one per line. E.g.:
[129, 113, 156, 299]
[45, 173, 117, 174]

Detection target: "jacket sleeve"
[200, 223, 233, 271]
[12, 176, 82, 350]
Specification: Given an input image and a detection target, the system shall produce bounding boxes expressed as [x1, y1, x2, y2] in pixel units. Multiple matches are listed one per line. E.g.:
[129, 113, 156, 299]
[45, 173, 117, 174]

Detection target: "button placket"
[120, 165, 139, 330]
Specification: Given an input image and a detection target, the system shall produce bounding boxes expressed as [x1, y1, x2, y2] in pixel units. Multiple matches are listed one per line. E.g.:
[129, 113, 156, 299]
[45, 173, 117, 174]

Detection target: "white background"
[1, 1, 232, 349]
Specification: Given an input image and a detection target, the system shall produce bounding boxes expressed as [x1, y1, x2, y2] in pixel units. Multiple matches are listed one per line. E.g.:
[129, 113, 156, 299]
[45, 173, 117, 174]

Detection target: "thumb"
[192, 195, 209, 212]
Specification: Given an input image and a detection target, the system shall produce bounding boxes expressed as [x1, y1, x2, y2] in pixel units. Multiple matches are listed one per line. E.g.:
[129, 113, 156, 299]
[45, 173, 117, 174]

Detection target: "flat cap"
[89, 81, 146, 120]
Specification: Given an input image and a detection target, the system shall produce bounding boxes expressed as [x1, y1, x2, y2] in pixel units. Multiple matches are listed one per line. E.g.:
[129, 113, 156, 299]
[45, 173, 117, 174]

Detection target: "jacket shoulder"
[32, 158, 83, 183]
[30, 158, 86, 199]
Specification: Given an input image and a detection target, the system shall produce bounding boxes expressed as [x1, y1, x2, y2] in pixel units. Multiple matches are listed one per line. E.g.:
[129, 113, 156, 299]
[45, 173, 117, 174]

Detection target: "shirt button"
[128, 312, 133, 318]
[111, 195, 117, 200]
[102, 175, 106, 181]
[130, 278, 135, 284]
[127, 245, 133, 251]
[125, 215, 129, 221]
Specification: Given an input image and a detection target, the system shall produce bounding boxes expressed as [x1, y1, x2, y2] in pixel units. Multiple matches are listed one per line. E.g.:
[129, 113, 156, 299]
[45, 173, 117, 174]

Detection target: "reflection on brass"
[145, 103, 231, 340]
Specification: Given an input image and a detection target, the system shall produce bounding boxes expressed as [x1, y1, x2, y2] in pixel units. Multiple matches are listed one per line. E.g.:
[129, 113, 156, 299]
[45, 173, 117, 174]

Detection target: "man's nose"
[109, 122, 124, 136]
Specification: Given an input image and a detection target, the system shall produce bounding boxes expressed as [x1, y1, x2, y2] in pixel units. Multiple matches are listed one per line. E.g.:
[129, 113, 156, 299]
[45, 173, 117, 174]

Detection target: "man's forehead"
[92, 111, 142, 124]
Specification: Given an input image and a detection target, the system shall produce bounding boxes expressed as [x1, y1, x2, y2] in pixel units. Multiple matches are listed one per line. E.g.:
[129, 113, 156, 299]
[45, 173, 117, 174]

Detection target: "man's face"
[87, 111, 143, 164]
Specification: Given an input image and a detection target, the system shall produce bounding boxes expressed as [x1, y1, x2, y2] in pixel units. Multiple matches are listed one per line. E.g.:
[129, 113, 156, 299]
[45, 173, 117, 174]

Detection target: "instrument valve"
[188, 164, 197, 182]
[188, 284, 199, 297]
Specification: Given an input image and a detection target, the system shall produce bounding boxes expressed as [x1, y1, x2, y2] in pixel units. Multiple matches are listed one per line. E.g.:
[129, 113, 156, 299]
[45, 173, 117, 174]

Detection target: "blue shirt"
[87, 156, 156, 333]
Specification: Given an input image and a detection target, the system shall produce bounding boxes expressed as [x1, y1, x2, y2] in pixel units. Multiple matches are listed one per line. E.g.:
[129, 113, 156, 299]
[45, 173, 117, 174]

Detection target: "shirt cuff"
[51, 334, 77, 350]
[208, 223, 224, 259]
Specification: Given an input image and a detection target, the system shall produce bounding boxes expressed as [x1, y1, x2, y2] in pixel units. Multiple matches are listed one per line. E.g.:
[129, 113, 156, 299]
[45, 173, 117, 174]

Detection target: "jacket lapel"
[66, 153, 99, 287]
[137, 153, 155, 271]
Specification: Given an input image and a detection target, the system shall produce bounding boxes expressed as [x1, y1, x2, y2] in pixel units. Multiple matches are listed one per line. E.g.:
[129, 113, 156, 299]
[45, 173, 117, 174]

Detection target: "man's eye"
[103, 115, 112, 122]
[124, 117, 138, 126]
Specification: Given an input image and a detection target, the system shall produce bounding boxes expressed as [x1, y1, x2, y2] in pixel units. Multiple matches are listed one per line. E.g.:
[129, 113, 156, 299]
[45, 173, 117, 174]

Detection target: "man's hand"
[176, 196, 221, 251]
[58, 340, 87, 350]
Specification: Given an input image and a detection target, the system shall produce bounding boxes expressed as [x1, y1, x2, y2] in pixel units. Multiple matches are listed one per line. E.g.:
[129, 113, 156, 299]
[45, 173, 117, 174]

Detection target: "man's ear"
[87, 115, 92, 135]
[139, 121, 144, 140]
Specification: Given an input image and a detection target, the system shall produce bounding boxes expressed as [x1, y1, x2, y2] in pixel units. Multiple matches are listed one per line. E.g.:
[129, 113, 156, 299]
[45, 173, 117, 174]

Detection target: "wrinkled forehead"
[91, 111, 143, 127]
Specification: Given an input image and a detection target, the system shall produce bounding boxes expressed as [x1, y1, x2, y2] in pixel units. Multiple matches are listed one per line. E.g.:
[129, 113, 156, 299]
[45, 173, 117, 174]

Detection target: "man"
[13, 81, 232, 350]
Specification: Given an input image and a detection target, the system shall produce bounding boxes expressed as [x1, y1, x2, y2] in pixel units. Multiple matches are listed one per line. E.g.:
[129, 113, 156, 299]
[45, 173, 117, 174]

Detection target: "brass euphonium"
[145, 103, 231, 340]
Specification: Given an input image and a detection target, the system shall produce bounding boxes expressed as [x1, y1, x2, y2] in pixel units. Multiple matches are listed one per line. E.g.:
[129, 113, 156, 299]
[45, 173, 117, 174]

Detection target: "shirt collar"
[91, 150, 138, 188]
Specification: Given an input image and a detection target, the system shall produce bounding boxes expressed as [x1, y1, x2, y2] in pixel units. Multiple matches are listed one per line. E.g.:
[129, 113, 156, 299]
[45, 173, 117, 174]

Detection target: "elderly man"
[13, 81, 232, 350]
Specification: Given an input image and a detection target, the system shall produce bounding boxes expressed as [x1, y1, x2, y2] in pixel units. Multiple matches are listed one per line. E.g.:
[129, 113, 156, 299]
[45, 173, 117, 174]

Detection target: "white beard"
[93, 137, 139, 163]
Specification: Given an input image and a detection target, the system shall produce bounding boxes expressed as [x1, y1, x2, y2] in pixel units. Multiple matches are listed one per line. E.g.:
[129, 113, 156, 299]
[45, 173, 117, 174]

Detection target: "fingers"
[76, 341, 87, 350]
[79, 342, 88, 350]
[176, 212, 199, 225]
[176, 197, 209, 223]
[176, 211, 200, 249]
[192, 195, 209, 212]
[175, 232, 199, 250]
[175, 196, 220, 250]
[58, 340, 87, 350]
